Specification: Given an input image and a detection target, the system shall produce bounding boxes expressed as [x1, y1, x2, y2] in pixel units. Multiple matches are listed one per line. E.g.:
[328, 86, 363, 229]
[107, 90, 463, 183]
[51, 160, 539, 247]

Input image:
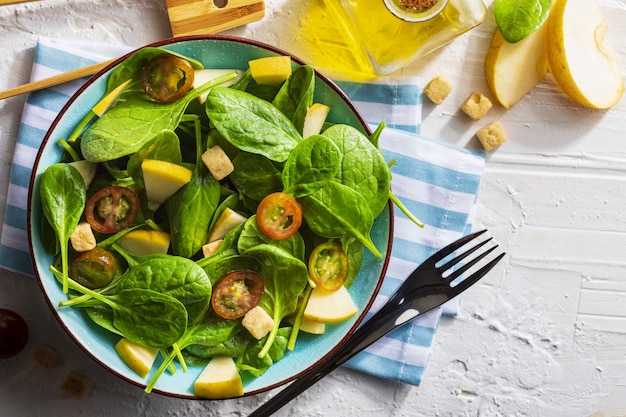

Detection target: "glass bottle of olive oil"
[289, 0, 486, 79]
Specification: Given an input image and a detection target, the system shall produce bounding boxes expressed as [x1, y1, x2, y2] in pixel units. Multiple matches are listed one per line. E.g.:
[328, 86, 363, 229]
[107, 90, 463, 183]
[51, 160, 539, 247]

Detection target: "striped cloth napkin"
[0, 37, 485, 387]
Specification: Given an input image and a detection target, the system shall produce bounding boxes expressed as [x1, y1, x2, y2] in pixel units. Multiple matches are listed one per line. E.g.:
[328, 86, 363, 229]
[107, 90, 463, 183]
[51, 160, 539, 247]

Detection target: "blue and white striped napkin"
[0, 37, 485, 387]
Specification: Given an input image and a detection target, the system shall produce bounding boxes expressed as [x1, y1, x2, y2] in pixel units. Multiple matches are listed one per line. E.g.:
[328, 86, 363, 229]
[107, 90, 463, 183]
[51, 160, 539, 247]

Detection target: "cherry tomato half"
[85, 186, 140, 234]
[256, 192, 303, 240]
[211, 270, 265, 320]
[70, 247, 117, 289]
[0, 308, 28, 359]
[141, 54, 195, 103]
[308, 241, 350, 291]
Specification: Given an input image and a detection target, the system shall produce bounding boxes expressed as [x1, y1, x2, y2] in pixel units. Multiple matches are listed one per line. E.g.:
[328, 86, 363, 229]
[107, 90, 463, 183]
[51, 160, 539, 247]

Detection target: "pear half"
[546, 0, 624, 109]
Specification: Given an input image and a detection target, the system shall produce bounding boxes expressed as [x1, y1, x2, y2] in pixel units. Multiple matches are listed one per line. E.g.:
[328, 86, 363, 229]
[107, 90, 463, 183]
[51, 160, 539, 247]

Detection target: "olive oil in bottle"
[291, 0, 486, 78]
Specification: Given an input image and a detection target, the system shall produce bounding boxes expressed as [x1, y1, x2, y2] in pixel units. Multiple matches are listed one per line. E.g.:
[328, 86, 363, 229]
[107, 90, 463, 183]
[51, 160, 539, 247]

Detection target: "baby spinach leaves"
[494, 0, 552, 43]
[40, 163, 86, 293]
[205, 87, 302, 162]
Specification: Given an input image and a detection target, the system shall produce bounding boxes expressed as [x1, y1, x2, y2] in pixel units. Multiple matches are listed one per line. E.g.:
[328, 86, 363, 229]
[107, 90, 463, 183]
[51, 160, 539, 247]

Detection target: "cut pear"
[141, 159, 192, 211]
[114, 338, 158, 378]
[193, 69, 243, 104]
[546, 0, 624, 109]
[194, 356, 244, 399]
[117, 230, 171, 256]
[302, 103, 331, 138]
[485, 23, 549, 108]
[249, 56, 292, 85]
[303, 285, 358, 324]
[68, 160, 98, 188]
[208, 208, 247, 242]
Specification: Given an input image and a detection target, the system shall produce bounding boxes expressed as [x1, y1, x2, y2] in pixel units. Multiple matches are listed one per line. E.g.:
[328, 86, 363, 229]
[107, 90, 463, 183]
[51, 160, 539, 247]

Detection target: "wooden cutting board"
[165, 0, 265, 37]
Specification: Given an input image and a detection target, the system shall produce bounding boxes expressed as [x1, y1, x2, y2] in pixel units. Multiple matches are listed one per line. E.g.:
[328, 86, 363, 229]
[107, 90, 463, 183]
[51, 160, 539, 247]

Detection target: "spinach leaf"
[166, 165, 220, 258]
[300, 181, 381, 259]
[237, 216, 306, 261]
[40, 163, 86, 293]
[205, 87, 302, 162]
[230, 152, 283, 201]
[323, 124, 391, 217]
[237, 327, 290, 377]
[282, 134, 341, 199]
[243, 244, 308, 358]
[494, 0, 552, 43]
[81, 72, 237, 162]
[113, 256, 212, 324]
[272, 66, 315, 134]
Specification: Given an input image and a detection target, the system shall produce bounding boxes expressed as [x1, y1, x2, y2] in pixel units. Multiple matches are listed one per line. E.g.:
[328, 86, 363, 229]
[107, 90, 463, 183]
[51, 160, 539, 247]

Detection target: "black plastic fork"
[248, 229, 505, 417]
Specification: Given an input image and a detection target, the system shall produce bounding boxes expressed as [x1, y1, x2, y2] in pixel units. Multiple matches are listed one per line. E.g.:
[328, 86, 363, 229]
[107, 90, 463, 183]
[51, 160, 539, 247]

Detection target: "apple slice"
[288, 315, 326, 335]
[114, 338, 158, 378]
[303, 285, 358, 324]
[141, 159, 192, 211]
[546, 0, 624, 109]
[302, 103, 331, 138]
[194, 356, 244, 399]
[117, 230, 171, 256]
[485, 23, 549, 109]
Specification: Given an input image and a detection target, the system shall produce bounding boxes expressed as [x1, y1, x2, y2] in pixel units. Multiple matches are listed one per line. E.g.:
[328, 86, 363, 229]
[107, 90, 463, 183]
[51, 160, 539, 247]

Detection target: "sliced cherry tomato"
[141, 54, 195, 103]
[0, 308, 28, 359]
[85, 186, 140, 234]
[70, 247, 117, 289]
[256, 192, 302, 240]
[308, 241, 350, 291]
[211, 270, 265, 319]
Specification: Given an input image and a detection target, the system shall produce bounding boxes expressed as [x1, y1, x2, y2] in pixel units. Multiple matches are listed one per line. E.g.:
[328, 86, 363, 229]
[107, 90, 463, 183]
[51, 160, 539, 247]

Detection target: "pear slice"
[193, 69, 243, 104]
[485, 23, 549, 109]
[194, 356, 244, 399]
[114, 338, 158, 378]
[117, 230, 171, 256]
[546, 0, 624, 109]
[68, 160, 98, 188]
[249, 56, 292, 85]
[208, 208, 247, 242]
[302, 103, 331, 138]
[141, 159, 192, 211]
[303, 285, 358, 324]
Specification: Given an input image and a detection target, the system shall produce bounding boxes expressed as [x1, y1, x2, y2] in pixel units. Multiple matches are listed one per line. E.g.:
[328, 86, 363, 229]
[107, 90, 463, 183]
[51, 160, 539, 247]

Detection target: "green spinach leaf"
[494, 0, 552, 43]
[205, 87, 302, 162]
[272, 66, 315, 134]
[40, 163, 86, 293]
[230, 152, 283, 201]
[282, 134, 341, 199]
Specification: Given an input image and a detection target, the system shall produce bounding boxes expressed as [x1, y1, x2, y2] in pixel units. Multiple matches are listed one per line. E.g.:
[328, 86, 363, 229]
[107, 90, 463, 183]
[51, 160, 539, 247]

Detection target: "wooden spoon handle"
[0, 58, 116, 100]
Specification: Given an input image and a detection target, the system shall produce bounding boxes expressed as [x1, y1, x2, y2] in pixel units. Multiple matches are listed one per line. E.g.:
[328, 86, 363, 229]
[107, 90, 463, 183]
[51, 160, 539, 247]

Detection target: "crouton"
[476, 121, 507, 151]
[424, 75, 453, 104]
[242, 306, 274, 340]
[461, 92, 493, 121]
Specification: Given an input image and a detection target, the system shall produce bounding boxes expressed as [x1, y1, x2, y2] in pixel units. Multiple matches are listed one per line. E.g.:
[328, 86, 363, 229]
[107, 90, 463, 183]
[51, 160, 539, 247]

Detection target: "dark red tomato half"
[256, 192, 303, 240]
[308, 241, 350, 291]
[211, 270, 265, 320]
[0, 309, 28, 359]
[70, 247, 117, 289]
[85, 186, 140, 234]
[141, 54, 195, 103]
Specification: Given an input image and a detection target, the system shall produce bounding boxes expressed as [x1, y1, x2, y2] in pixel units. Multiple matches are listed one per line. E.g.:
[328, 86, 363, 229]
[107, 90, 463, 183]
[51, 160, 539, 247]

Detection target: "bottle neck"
[382, 0, 449, 22]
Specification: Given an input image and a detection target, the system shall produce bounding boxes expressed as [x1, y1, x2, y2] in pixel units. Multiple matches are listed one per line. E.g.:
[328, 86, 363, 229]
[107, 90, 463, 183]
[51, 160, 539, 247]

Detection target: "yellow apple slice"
[141, 159, 192, 211]
[92, 79, 132, 116]
[546, 0, 624, 109]
[303, 285, 358, 324]
[208, 208, 247, 242]
[194, 356, 244, 399]
[485, 23, 549, 109]
[249, 56, 292, 85]
[117, 230, 171, 256]
[114, 338, 158, 378]
[302, 103, 331, 138]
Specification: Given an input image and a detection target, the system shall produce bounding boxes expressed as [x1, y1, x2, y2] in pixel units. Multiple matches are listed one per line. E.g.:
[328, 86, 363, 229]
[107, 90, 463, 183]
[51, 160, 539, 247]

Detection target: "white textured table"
[1, 1, 625, 416]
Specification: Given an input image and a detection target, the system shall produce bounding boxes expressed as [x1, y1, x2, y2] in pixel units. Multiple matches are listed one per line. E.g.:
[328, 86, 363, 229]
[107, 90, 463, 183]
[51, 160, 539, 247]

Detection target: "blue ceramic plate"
[28, 35, 392, 399]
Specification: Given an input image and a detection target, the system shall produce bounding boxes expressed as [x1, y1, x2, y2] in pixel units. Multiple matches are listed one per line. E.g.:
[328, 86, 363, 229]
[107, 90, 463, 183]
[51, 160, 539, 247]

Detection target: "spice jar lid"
[382, 0, 450, 22]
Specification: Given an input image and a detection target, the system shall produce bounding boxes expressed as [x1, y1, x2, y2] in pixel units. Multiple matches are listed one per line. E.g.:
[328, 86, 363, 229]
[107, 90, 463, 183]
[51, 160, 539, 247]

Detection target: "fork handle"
[248, 293, 417, 417]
